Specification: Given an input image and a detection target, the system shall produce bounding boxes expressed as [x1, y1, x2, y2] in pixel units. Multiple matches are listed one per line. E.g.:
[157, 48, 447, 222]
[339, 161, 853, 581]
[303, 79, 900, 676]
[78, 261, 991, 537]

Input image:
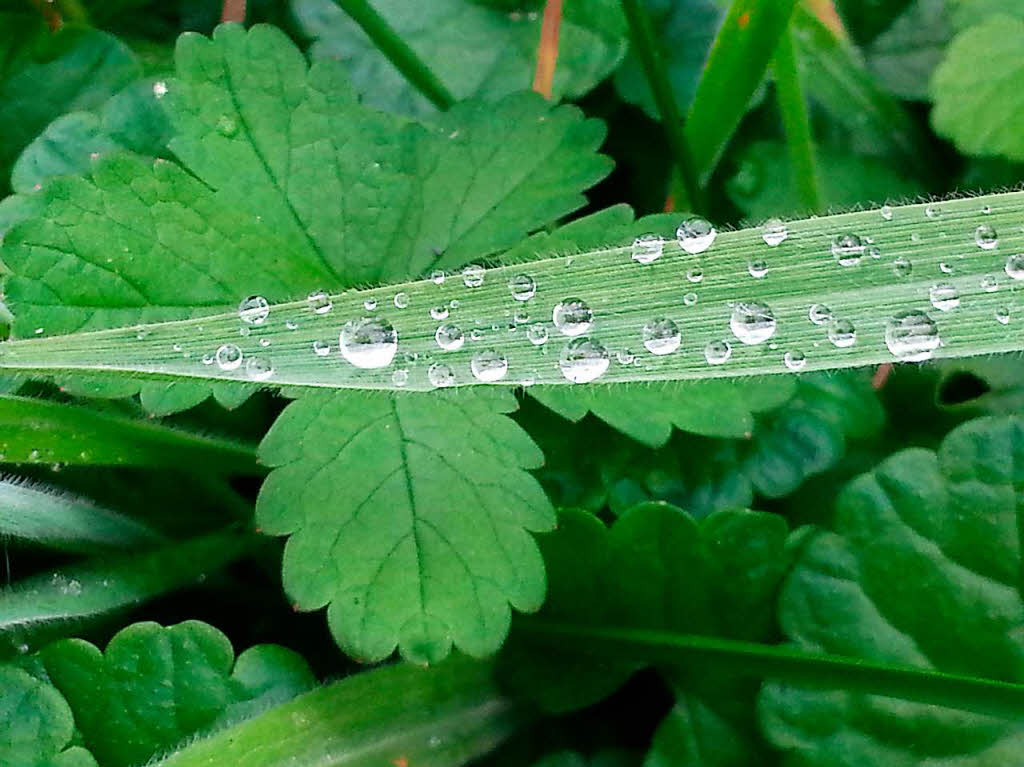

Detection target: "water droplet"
[676, 217, 717, 254]
[239, 326, 251, 337]
[462, 264, 485, 288]
[631, 234, 664, 264]
[893, 257, 912, 277]
[704, 340, 732, 365]
[286, 320, 299, 330]
[642, 318, 681, 355]
[470, 349, 508, 381]
[201, 353, 214, 365]
[686, 267, 704, 283]
[784, 350, 806, 371]
[363, 298, 378, 311]
[513, 308, 529, 325]
[307, 290, 332, 314]
[929, 283, 960, 311]
[729, 302, 776, 345]
[392, 369, 409, 386]
[172, 343, 182, 352]
[827, 319, 857, 348]
[885, 311, 941, 361]
[428, 363, 456, 388]
[868, 246, 881, 259]
[238, 295, 269, 325]
[435, 323, 464, 351]
[880, 205, 894, 220]
[1006, 254, 1024, 280]
[910, 232, 921, 243]
[616, 349, 635, 365]
[761, 218, 788, 247]
[312, 340, 331, 357]
[559, 337, 609, 383]
[975, 224, 999, 250]
[470, 328, 485, 342]
[808, 304, 832, 325]
[245, 356, 274, 381]
[748, 259, 768, 279]
[430, 305, 449, 320]
[996, 307, 1010, 325]
[215, 344, 243, 371]
[430, 270, 446, 285]
[981, 275, 999, 293]
[339, 317, 398, 369]
[982, 205, 992, 214]
[831, 234, 864, 266]
[527, 324, 548, 345]
[925, 204, 941, 219]
[216, 114, 238, 137]
[393, 292, 409, 309]
[552, 298, 593, 336]
[939, 261, 955, 275]
[153, 80, 168, 98]
[683, 292, 698, 306]
[508, 274, 536, 301]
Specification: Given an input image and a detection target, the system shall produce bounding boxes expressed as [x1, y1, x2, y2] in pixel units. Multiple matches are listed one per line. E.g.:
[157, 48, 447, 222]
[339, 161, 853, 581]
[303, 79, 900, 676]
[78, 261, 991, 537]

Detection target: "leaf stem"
[221, 0, 247, 23]
[620, 0, 704, 214]
[331, 0, 456, 110]
[532, 0, 563, 99]
[518, 621, 1024, 719]
[773, 23, 823, 213]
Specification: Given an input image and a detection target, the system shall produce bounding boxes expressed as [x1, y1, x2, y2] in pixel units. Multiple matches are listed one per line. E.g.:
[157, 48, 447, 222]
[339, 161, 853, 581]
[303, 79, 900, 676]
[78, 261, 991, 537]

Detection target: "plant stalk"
[773, 23, 823, 213]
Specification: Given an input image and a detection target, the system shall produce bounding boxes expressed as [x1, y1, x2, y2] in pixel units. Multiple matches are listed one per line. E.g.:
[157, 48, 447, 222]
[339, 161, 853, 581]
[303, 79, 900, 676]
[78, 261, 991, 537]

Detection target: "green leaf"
[0, 14, 140, 192]
[0, 665, 97, 767]
[759, 415, 1024, 764]
[931, 15, 1024, 162]
[947, 0, 1024, 30]
[0, 476, 162, 553]
[40, 620, 314, 767]
[292, 0, 628, 116]
[865, 0, 951, 101]
[257, 388, 553, 663]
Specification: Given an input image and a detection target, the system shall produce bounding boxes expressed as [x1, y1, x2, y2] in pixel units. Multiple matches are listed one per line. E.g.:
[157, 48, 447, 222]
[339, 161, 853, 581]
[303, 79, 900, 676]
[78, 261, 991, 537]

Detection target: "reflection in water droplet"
[704, 340, 732, 365]
[831, 234, 865, 266]
[245, 356, 274, 381]
[339, 317, 398, 369]
[508, 274, 537, 301]
[527, 323, 548, 345]
[552, 298, 593, 336]
[642, 318, 681, 355]
[975, 224, 998, 250]
[631, 234, 664, 264]
[762, 218, 788, 247]
[730, 302, 776, 345]
[929, 283, 960, 311]
[784, 350, 806, 371]
[676, 217, 716, 254]
[748, 259, 768, 279]
[435, 324, 464, 351]
[893, 257, 912, 277]
[471, 349, 508, 382]
[312, 340, 331, 356]
[808, 304, 832, 325]
[827, 319, 857, 348]
[215, 344, 243, 371]
[307, 291, 333, 314]
[428, 363, 456, 388]
[885, 311, 941, 361]
[462, 264, 485, 288]
[559, 337, 610, 383]
[238, 295, 269, 324]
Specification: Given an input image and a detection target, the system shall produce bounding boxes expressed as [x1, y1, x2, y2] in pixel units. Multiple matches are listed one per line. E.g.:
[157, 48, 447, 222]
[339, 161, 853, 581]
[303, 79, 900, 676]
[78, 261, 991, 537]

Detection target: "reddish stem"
[532, 0, 563, 99]
[221, 0, 247, 23]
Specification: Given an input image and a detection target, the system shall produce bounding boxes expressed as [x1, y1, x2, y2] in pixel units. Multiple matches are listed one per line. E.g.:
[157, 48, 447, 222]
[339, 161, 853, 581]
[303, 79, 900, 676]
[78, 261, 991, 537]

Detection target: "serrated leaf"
[759, 415, 1024, 764]
[293, 0, 627, 116]
[257, 388, 553, 663]
[39, 620, 314, 767]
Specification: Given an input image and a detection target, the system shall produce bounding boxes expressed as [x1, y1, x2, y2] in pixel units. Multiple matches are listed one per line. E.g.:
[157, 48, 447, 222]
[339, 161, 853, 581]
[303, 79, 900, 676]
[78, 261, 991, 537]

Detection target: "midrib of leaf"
[1, 191, 1022, 390]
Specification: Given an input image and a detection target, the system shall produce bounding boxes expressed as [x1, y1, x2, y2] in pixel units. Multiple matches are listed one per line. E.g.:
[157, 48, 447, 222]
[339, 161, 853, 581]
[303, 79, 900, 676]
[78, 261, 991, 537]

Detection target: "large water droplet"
[215, 343, 243, 371]
[762, 218, 788, 247]
[808, 304, 832, 325]
[827, 319, 857, 348]
[339, 317, 398, 369]
[527, 323, 549, 345]
[676, 217, 716, 254]
[307, 290, 332, 315]
[238, 295, 269, 325]
[704, 340, 732, 365]
[245, 356, 274, 381]
[1004, 254, 1024, 280]
[471, 349, 508, 382]
[428, 363, 456, 388]
[885, 311, 941, 361]
[929, 283, 960, 311]
[642, 318, 681, 355]
[559, 337, 610, 383]
[975, 224, 998, 250]
[462, 264, 485, 288]
[729, 302, 776, 345]
[552, 298, 593, 336]
[632, 234, 664, 264]
[508, 274, 536, 301]
[831, 234, 865, 266]
[783, 350, 806, 371]
[435, 323, 464, 351]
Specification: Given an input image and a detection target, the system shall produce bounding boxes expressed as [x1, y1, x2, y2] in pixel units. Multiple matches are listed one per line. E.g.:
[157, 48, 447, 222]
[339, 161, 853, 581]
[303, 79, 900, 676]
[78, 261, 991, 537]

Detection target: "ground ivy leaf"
[0, 665, 97, 767]
[292, 0, 627, 117]
[257, 388, 554, 664]
[759, 415, 1024, 764]
[40, 620, 315, 767]
[931, 15, 1024, 162]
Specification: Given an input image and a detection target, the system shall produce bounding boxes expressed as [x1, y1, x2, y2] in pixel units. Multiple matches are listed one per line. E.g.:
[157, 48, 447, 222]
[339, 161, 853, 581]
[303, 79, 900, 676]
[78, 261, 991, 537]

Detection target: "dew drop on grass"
[761, 218, 788, 247]
[631, 234, 664, 264]
[616, 349, 635, 365]
[393, 292, 409, 309]
[683, 292, 698, 306]
[428, 363, 456, 388]
[748, 259, 768, 279]
[553, 298, 593, 336]
[642, 318, 681, 355]
[559, 337, 610, 383]
[929, 283, 960, 311]
[729, 302, 776, 345]
[831, 234, 865, 266]
[880, 205, 894, 220]
[430, 305, 449, 320]
[893, 257, 912, 277]
[435, 324, 465, 351]
[996, 307, 1011, 325]
[676, 217, 716, 254]
[245, 356, 274, 381]
[363, 298, 378, 311]
[430, 270, 446, 285]
[885, 311, 941, 361]
[808, 304, 832, 325]
[153, 81, 168, 98]
[470, 349, 508, 381]
[925, 204, 941, 219]
[783, 350, 806, 370]
[527, 324, 548, 345]
[1005, 254, 1024, 280]
[392, 369, 409, 386]
[704, 340, 732, 365]
[286, 320, 299, 330]
[981, 275, 999, 292]
[238, 295, 269, 324]
[312, 340, 331, 357]
[215, 344, 243, 371]
[686, 268, 703, 283]
[201, 353, 214, 365]
[827, 319, 857, 348]
[307, 290, 332, 314]
[508, 274, 536, 301]
[975, 224, 998, 250]
[339, 317, 398, 369]
[462, 264, 485, 288]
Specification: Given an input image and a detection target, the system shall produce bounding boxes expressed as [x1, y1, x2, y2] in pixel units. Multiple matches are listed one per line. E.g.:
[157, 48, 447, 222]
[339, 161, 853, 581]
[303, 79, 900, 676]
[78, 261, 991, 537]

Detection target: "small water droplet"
[238, 295, 269, 325]
[631, 234, 664, 264]
[392, 369, 409, 386]
[527, 324, 548, 345]
[552, 298, 593, 336]
[827, 319, 857, 348]
[559, 337, 610, 383]
[642, 318, 681, 355]
[201, 353, 214, 365]
[981, 275, 999, 293]
[784, 350, 806, 371]
[831, 234, 865, 266]
[893, 256, 912, 277]
[995, 307, 1010, 324]
[939, 261, 954, 275]
[470, 328, 485, 342]
[339, 317, 398, 369]
[868, 246, 881, 259]
[925, 203, 941, 219]
[245, 356, 274, 381]
[508, 274, 536, 301]
[435, 323, 464, 351]
[704, 340, 732, 365]
[686, 267, 704, 283]
[430, 270, 446, 285]
[312, 340, 331, 356]
[172, 343, 182, 352]
[430, 305, 449, 320]
[885, 311, 941, 361]
[880, 205, 894, 221]
[470, 349, 508, 381]
[307, 290, 332, 314]
[153, 81, 168, 98]
[982, 205, 992, 214]
[616, 349, 635, 365]
[428, 363, 456, 388]
[513, 308, 529, 325]
[748, 259, 768, 279]
[683, 292, 698, 306]
[462, 264, 485, 288]
[676, 217, 717, 254]
[363, 298, 378, 311]
[1006, 254, 1024, 280]
[929, 283, 960, 311]
[393, 292, 409, 309]
[761, 218, 788, 247]
[286, 320, 299, 330]
[808, 304, 832, 325]
[215, 344, 243, 371]
[730, 302, 776, 345]
[975, 224, 999, 250]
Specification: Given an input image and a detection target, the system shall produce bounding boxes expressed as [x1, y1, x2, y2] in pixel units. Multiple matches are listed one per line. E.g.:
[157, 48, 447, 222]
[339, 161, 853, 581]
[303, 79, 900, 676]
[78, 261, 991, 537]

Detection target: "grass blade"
[0, 476, 163, 553]
[772, 24, 822, 213]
